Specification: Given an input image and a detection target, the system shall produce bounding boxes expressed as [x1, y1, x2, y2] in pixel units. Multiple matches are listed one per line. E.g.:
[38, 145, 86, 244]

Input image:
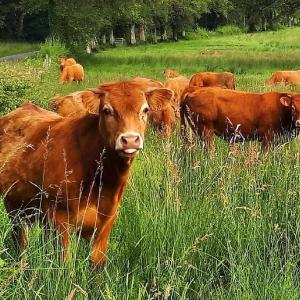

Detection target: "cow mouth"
[117, 148, 140, 158]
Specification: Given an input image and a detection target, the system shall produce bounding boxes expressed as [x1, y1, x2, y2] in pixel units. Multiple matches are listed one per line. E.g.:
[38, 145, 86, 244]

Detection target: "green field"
[1, 28, 300, 299]
[0, 42, 39, 58]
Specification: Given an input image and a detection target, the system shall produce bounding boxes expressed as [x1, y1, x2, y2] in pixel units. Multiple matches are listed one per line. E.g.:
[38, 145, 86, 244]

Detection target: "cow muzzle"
[115, 132, 143, 157]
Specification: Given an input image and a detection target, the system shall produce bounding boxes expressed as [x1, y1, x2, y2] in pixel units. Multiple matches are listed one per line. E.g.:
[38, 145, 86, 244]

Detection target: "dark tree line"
[0, 0, 299, 48]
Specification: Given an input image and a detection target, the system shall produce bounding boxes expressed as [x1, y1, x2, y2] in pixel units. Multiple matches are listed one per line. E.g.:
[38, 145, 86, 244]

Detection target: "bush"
[216, 25, 244, 35]
[39, 37, 70, 60]
[0, 80, 33, 114]
[187, 27, 211, 40]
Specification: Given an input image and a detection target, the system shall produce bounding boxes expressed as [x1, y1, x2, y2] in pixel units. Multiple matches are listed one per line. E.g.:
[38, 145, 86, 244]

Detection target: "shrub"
[39, 37, 70, 60]
[187, 28, 211, 40]
[0, 80, 33, 114]
[216, 25, 244, 36]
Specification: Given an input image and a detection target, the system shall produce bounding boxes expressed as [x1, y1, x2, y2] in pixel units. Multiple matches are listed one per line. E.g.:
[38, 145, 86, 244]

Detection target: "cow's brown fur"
[266, 71, 300, 86]
[163, 69, 182, 78]
[180, 87, 295, 151]
[127, 77, 176, 136]
[165, 75, 190, 105]
[0, 81, 173, 266]
[59, 57, 77, 72]
[59, 63, 84, 84]
[51, 91, 100, 117]
[189, 72, 236, 89]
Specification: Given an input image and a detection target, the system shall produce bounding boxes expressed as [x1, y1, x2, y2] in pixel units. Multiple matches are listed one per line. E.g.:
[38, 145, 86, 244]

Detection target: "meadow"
[0, 27, 300, 299]
[0, 41, 39, 58]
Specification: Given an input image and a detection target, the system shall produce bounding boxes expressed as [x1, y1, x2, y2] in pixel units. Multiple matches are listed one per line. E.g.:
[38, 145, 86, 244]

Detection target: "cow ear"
[280, 96, 292, 107]
[145, 88, 174, 111]
[87, 88, 106, 100]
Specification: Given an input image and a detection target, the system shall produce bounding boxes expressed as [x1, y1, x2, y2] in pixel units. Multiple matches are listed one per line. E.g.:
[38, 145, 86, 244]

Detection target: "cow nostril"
[121, 136, 128, 145]
[134, 136, 140, 144]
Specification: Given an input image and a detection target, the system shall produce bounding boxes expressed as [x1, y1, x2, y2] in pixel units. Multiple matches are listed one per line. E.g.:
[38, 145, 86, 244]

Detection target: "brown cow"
[180, 87, 296, 151]
[165, 75, 190, 105]
[51, 91, 100, 117]
[59, 63, 84, 84]
[189, 72, 236, 89]
[59, 57, 77, 72]
[266, 71, 300, 86]
[163, 69, 182, 78]
[0, 81, 173, 266]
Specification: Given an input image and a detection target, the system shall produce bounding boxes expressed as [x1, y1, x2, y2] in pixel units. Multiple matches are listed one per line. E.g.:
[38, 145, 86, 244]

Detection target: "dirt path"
[0, 51, 39, 62]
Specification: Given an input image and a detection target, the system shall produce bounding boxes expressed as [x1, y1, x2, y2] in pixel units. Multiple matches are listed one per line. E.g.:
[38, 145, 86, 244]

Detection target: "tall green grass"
[0, 27, 300, 299]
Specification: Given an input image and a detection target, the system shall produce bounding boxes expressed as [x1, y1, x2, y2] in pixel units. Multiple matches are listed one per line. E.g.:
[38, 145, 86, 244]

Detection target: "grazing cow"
[59, 57, 77, 72]
[130, 77, 176, 136]
[0, 81, 174, 266]
[52, 91, 100, 117]
[165, 75, 190, 105]
[180, 87, 297, 151]
[163, 69, 182, 78]
[266, 71, 300, 86]
[189, 72, 236, 89]
[59, 63, 84, 84]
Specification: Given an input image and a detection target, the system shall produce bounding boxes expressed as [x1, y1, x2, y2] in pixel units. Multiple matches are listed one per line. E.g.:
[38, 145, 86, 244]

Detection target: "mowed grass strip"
[0, 28, 300, 299]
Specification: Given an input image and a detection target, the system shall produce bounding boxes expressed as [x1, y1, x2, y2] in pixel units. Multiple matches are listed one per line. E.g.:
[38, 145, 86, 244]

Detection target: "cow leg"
[261, 132, 274, 152]
[201, 127, 215, 152]
[45, 209, 71, 261]
[90, 216, 116, 266]
[10, 214, 29, 252]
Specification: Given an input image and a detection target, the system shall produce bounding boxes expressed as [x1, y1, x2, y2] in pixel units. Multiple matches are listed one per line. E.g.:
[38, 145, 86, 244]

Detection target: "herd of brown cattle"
[0, 57, 299, 266]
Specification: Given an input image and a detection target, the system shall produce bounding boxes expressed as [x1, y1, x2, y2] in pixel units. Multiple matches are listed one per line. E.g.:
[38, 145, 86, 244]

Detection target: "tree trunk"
[152, 27, 157, 44]
[172, 26, 178, 41]
[17, 12, 25, 39]
[110, 30, 115, 45]
[130, 23, 136, 45]
[140, 22, 146, 43]
[102, 34, 107, 45]
[161, 27, 168, 41]
[182, 30, 186, 38]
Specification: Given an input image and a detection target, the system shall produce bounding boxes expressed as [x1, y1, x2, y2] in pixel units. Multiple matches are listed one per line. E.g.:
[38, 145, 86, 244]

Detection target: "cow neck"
[75, 114, 133, 190]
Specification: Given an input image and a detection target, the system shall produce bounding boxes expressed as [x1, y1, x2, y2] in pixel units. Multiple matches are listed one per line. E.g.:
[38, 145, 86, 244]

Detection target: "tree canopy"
[0, 0, 299, 48]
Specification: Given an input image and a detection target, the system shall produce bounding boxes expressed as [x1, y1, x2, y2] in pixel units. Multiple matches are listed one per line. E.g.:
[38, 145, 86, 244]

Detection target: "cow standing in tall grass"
[0, 81, 174, 266]
[180, 87, 298, 151]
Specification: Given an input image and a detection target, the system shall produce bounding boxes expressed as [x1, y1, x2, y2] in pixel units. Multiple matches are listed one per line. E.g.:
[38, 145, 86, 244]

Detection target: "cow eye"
[103, 107, 113, 115]
[143, 107, 149, 114]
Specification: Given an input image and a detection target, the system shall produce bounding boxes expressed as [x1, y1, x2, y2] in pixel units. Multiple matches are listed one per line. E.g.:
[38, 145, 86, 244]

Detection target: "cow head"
[280, 94, 300, 128]
[58, 58, 66, 72]
[91, 81, 174, 158]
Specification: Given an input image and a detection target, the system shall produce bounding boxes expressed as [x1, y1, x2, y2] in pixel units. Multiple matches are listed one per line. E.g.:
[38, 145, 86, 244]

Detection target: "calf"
[189, 71, 236, 89]
[180, 87, 296, 151]
[266, 71, 300, 86]
[0, 81, 173, 266]
[59, 63, 84, 84]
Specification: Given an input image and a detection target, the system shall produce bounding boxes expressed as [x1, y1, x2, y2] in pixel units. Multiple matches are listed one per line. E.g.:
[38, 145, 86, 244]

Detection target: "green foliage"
[187, 27, 211, 39]
[216, 25, 244, 35]
[0, 79, 33, 114]
[39, 37, 69, 59]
